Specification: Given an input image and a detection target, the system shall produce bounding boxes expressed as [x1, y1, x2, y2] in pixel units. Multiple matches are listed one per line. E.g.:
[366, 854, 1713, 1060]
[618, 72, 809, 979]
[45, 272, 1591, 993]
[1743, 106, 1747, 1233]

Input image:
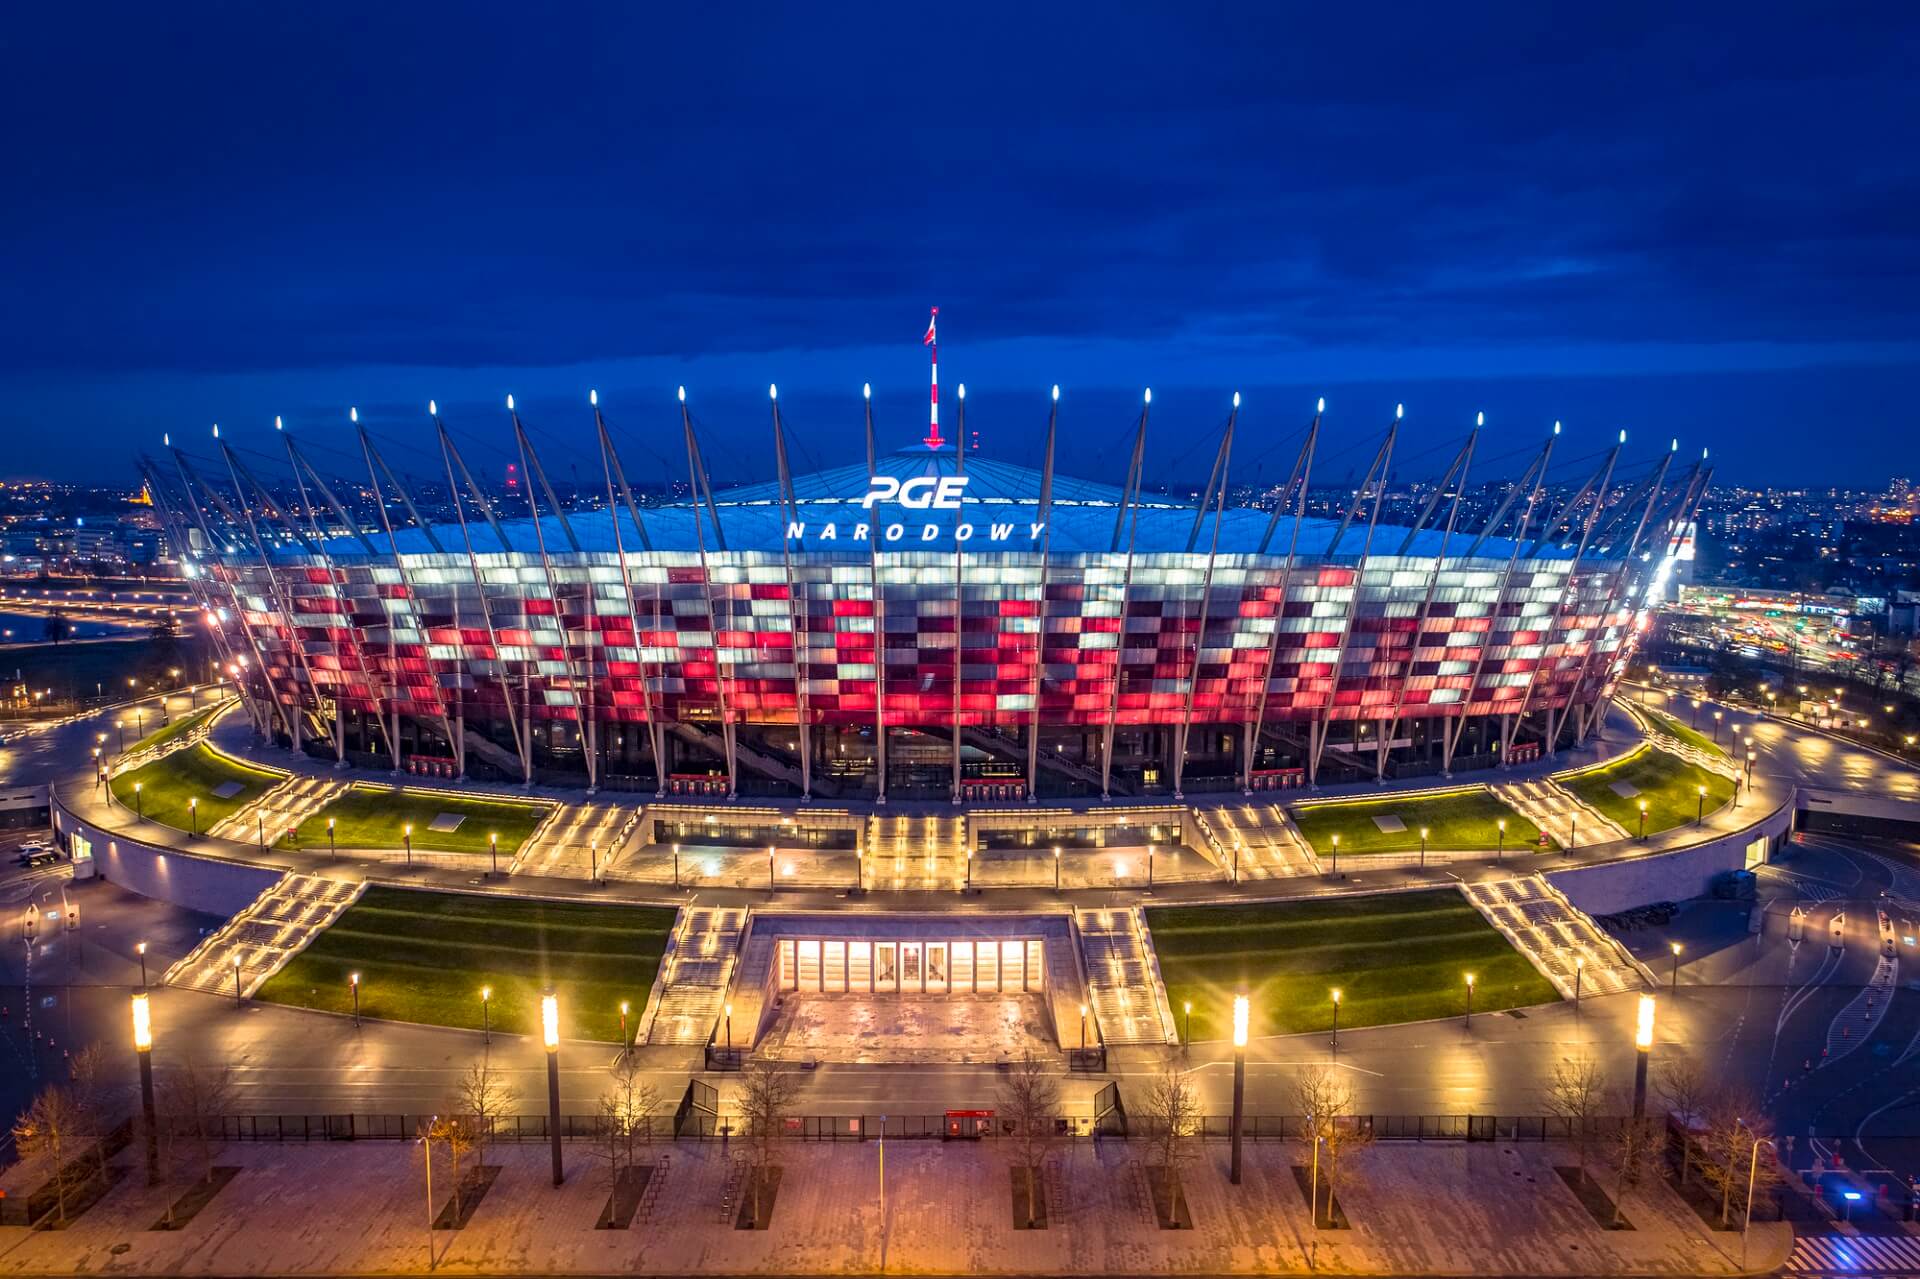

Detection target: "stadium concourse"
[52, 682, 1791, 1061]
[141, 394, 1710, 807]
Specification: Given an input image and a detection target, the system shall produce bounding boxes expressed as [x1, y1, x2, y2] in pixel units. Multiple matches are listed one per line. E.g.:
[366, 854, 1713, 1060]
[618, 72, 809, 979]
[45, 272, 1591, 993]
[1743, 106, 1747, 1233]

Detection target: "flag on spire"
[923, 307, 937, 345]
[924, 306, 943, 449]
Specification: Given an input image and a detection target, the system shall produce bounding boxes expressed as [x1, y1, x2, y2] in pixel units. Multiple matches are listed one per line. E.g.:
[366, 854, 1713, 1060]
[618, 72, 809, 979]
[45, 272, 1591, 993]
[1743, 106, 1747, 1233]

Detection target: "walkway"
[647, 905, 745, 1047]
[1075, 907, 1173, 1047]
[1460, 875, 1651, 999]
[163, 872, 364, 997]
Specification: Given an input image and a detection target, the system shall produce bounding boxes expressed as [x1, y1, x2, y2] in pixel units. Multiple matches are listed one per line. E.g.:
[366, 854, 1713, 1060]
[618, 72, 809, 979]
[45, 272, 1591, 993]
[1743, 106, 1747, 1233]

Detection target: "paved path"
[0, 1136, 1793, 1276]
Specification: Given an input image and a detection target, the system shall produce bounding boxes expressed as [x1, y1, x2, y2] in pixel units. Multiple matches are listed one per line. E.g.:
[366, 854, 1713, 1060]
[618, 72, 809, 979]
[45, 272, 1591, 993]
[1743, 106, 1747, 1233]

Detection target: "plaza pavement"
[0, 1133, 1793, 1277]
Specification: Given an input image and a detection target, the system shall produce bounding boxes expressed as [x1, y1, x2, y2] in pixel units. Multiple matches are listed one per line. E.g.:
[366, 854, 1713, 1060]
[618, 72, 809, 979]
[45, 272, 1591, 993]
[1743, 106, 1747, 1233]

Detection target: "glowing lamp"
[131, 991, 152, 1051]
[1231, 994, 1249, 1048]
[1635, 993, 1656, 1050]
[541, 993, 560, 1050]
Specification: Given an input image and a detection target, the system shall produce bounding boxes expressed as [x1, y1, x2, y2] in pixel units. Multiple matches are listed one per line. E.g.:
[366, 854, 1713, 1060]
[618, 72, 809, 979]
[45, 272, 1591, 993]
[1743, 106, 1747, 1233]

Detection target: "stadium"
[143, 389, 1707, 807]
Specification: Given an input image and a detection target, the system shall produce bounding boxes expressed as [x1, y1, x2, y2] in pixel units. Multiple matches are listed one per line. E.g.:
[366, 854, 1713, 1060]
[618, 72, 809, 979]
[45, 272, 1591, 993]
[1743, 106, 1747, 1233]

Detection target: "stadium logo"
[861, 475, 969, 509]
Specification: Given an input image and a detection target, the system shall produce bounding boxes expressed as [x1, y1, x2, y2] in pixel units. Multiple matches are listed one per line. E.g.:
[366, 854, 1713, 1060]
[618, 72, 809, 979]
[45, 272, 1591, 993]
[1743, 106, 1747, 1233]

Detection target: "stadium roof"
[299, 444, 1593, 563]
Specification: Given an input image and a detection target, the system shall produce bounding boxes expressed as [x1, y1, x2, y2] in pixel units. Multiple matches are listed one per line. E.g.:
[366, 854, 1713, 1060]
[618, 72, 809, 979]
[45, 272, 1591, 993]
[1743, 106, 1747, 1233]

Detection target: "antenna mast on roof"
[923, 306, 943, 450]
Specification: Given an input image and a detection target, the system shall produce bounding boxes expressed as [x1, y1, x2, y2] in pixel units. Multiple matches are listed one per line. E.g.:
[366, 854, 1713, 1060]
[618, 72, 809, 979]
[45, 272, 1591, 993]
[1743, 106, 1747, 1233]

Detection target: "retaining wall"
[1544, 796, 1793, 916]
[52, 788, 286, 917]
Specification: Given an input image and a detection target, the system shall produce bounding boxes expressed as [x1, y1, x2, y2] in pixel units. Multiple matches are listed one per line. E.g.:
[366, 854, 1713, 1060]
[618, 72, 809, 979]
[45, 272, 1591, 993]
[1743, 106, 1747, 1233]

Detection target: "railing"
[205, 1111, 1609, 1145]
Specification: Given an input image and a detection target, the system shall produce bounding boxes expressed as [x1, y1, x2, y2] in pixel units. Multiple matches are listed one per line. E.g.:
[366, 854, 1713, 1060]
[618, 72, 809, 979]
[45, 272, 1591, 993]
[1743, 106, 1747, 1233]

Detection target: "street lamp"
[1330, 988, 1342, 1053]
[480, 985, 491, 1044]
[1743, 1137, 1778, 1262]
[1632, 993, 1656, 1118]
[488, 831, 498, 877]
[189, 796, 198, 837]
[542, 992, 564, 1185]
[134, 781, 143, 821]
[1496, 818, 1506, 862]
[768, 844, 776, 893]
[1691, 698, 1700, 728]
[1230, 994, 1248, 1186]
[725, 1001, 735, 1051]
[1464, 972, 1476, 1025]
[327, 817, 335, 857]
[350, 971, 361, 1026]
[965, 849, 973, 891]
[1330, 833, 1339, 876]
[132, 992, 158, 1184]
[1695, 784, 1707, 826]
[1054, 845, 1062, 891]
[1637, 799, 1647, 841]
[671, 842, 680, 889]
[404, 823, 413, 866]
[1712, 709, 1723, 744]
[1669, 940, 1683, 990]
[619, 1000, 630, 1049]
[1078, 1002, 1087, 1050]
[1182, 999, 1192, 1045]
[1418, 826, 1428, 869]
[136, 940, 148, 989]
[231, 953, 243, 1006]
[1146, 840, 1155, 892]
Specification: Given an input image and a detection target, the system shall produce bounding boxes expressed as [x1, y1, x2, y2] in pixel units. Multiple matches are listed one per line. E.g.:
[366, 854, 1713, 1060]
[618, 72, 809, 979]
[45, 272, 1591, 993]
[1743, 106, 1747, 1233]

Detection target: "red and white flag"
[923, 307, 938, 345]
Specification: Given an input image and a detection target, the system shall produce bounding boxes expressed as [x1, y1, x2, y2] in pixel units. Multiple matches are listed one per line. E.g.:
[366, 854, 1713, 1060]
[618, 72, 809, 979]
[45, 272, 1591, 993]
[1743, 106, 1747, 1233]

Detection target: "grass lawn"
[256, 887, 678, 1043]
[130, 701, 220, 753]
[1147, 889, 1559, 1041]
[1289, 787, 1554, 856]
[1643, 706, 1727, 758]
[291, 783, 554, 855]
[109, 743, 285, 833]
[1557, 745, 1736, 837]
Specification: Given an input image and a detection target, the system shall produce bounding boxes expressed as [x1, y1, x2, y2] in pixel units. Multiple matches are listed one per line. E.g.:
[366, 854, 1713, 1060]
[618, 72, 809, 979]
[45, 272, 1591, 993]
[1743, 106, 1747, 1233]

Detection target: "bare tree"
[736, 1058, 800, 1227]
[594, 1054, 662, 1200]
[453, 1060, 520, 1167]
[1611, 1105, 1661, 1227]
[1544, 1055, 1609, 1184]
[1654, 1054, 1710, 1186]
[995, 1051, 1064, 1226]
[426, 1113, 478, 1221]
[1140, 1057, 1200, 1227]
[156, 1056, 238, 1187]
[11, 1079, 96, 1225]
[1697, 1088, 1778, 1227]
[1292, 1064, 1369, 1223]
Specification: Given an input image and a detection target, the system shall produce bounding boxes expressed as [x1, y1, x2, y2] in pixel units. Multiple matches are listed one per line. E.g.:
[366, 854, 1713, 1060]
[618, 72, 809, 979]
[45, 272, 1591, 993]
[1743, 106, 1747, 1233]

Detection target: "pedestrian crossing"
[1788, 1233, 1920, 1274]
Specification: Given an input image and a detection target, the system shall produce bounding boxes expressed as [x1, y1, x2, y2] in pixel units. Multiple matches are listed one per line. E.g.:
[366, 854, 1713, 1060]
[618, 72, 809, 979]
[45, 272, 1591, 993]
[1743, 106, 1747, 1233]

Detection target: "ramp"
[1461, 875, 1651, 999]
[1076, 907, 1176, 1046]
[646, 905, 746, 1046]
[163, 872, 365, 997]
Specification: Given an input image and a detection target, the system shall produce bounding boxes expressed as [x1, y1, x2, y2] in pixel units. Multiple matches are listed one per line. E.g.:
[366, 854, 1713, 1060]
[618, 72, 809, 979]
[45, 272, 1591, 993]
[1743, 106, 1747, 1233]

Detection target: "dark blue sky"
[4, 4, 1917, 486]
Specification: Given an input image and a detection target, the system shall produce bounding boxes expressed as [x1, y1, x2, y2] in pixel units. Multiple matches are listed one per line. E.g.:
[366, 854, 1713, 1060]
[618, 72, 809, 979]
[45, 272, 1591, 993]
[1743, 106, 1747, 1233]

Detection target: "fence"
[206, 1111, 1608, 1146]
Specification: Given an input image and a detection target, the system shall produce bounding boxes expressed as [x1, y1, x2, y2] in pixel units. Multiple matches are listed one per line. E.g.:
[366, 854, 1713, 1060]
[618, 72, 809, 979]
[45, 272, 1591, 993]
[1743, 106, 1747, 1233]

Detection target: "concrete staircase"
[209, 776, 348, 847]
[1075, 907, 1176, 1046]
[1196, 802, 1317, 879]
[1643, 730, 1742, 780]
[512, 801, 631, 880]
[1460, 876, 1652, 1000]
[1495, 779, 1629, 847]
[646, 905, 747, 1046]
[864, 812, 966, 891]
[163, 872, 365, 997]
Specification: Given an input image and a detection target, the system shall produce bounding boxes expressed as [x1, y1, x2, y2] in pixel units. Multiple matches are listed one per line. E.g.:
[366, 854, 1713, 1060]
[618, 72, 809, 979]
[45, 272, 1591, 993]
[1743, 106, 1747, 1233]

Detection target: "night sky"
[4, 5, 1917, 488]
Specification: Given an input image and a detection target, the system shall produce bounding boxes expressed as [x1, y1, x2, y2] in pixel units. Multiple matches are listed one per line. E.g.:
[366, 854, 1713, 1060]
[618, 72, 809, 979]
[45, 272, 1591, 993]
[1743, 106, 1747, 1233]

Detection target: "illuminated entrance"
[776, 936, 1048, 995]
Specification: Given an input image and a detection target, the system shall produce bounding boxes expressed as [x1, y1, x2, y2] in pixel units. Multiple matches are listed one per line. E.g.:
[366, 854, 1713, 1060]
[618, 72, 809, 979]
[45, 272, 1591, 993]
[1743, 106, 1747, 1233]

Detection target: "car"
[15, 847, 59, 868]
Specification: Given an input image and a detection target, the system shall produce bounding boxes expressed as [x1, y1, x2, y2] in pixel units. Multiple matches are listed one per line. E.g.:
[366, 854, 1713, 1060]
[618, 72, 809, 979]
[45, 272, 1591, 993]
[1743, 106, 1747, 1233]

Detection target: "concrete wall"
[52, 790, 285, 917]
[1545, 798, 1793, 916]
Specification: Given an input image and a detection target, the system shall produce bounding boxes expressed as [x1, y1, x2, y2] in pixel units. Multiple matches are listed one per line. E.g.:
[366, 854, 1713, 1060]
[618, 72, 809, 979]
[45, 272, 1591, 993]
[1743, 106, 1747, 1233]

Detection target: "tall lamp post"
[1464, 972, 1476, 1026]
[1637, 800, 1648, 841]
[1573, 955, 1584, 1004]
[1054, 845, 1062, 891]
[488, 832, 498, 878]
[189, 796, 199, 837]
[1496, 818, 1506, 862]
[231, 954, 242, 1006]
[1418, 826, 1428, 869]
[1631, 994, 1656, 1118]
[480, 985, 491, 1044]
[404, 824, 414, 866]
[542, 992, 564, 1185]
[768, 844, 776, 893]
[1695, 784, 1707, 826]
[1669, 941, 1683, 990]
[327, 817, 335, 857]
[1230, 994, 1248, 1186]
[136, 940, 149, 989]
[134, 782, 144, 821]
[671, 842, 680, 889]
[350, 971, 361, 1027]
[1329, 833, 1339, 876]
[1182, 999, 1192, 1045]
[1330, 988, 1342, 1053]
[132, 991, 158, 1184]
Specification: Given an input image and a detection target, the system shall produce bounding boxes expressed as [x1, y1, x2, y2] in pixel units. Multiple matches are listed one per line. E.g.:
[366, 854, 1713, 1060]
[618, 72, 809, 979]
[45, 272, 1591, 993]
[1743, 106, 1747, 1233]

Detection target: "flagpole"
[924, 306, 941, 449]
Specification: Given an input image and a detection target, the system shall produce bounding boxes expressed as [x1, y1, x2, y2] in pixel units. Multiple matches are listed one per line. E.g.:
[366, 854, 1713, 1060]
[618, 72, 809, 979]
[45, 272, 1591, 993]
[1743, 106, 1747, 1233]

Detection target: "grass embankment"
[1643, 706, 1728, 758]
[1148, 890, 1558, 1041]
[292, 783, 553, 855]
[1557, 746, 1736, 837]
[109, 743, 284, 833]
[129, 701, 220, 753]
[256, 887, 678, 1043]
[1289, 787, 1554, 856]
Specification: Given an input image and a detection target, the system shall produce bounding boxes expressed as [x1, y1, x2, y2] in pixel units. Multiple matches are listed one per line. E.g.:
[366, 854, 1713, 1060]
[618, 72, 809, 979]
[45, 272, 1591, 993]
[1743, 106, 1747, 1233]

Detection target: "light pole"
[589, 839, 598, 886]
[1418, 826, 1428, 869]
[1743, 1137, 1777, 1263]
[1230, 993, 1248, 1186]
[231, 953, 243, 1006]
[1146, 841, 1155, 892]
[619, 1000, 630, 1051]
[1695, 785, 1706, 826]
[768, 844, 776, 893]
[671, 842, 680, 889]
[1568, 810, 1576, 853]
[350, 971, 361, 1027]
[543, 992, 564, 1185]
[1573, 955, 1584, 1004]
[1330, 833, 1339, 876]
[1496, 818, 1506, 862]
[1669, 941, 1683, 990]
[1078, 1002, 1087, 1051]
[1632, 994, 1655, 1118]
[488, 831, 498, 877]
[420, 1113, 436, 1269]
[257, 811, 266, 850]
[1182, 999, 1192, 1045]
[136, 940, 148, 989]
[965, 849, 972, 891]
[1691, 698, 1701, 729]
[1330, 988, 1342, 1053]
[1231, 840, 1240, 884]
[189, 796, 198, 837]
[132, 991, 158, 1184]
[1637, 799, 1647, 841]
[327, 818, 336, 857]
[134, 782, 143, 820]
[1712, 709, 1723, 744]
[404, 824, 413, 866]
[1464, 972, 1476, 1026]
[480, 986, 491, 1044]
[725, 1002, 734, 1052]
